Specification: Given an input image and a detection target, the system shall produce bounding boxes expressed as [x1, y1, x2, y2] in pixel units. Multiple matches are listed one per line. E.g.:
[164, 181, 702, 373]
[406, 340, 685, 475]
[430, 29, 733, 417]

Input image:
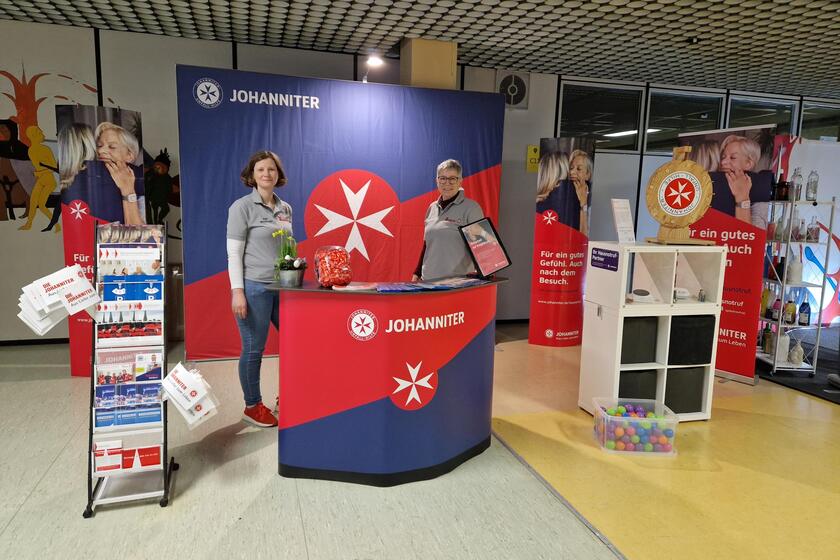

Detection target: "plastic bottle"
[763, 327, 775, 355]
[775, 332, 790, 362]
[772, 298, 782, 320]
[807, 216, 820, 242]
[798, 300, 811, 326]
[787, 255, 802, 284]
[790, 208, 800, 240]
[788, 338, 804, 366]
[790, 167, 803, 201]
[806, 170, 819, 202]
[784, 300, 796, 324]
[762, 324, 772, 347]
[760, 287, 772, 316]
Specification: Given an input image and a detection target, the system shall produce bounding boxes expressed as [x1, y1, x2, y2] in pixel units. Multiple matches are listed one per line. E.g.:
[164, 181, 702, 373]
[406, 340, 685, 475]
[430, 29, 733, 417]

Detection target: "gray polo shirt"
[422, 189, 484, 280]
[227, 188, 293, 283]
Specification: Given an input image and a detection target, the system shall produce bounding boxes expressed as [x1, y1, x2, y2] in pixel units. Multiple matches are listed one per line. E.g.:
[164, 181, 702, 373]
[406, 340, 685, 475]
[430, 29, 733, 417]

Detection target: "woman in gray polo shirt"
[412, 159, 484, 281]
[226, 150, 293, 428]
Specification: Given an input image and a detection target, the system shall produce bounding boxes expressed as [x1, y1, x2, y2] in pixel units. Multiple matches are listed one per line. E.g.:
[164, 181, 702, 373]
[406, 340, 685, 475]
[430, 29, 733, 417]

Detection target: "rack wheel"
[159, 498, 168, 507]
[172, 462, 180, 472]
[83, 507, 93, 519]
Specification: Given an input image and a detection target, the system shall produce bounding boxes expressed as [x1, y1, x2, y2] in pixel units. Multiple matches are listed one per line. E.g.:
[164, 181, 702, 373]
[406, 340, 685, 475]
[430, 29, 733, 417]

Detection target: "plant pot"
[274, 268, 305, 288]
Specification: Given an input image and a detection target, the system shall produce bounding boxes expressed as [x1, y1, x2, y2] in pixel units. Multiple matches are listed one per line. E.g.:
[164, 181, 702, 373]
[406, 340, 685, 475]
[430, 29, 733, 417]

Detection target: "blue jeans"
[235, 279, 279, 407]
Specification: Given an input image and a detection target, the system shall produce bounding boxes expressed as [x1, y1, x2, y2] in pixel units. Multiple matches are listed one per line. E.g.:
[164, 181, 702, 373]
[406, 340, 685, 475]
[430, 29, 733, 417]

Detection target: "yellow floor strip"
[493, 378, 840, 560]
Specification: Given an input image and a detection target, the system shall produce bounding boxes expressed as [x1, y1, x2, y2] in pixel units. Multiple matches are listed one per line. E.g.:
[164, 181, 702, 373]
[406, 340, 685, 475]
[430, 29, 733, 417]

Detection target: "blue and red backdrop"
[176, 66, 504, 360]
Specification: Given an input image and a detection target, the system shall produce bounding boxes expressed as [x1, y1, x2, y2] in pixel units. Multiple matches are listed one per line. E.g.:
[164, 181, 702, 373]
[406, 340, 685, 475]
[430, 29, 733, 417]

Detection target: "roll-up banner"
[56, 105, 145, 376]
[678, 126, 774, 381]
[176, 66, 504, 360]
[529, 137, 594, 347]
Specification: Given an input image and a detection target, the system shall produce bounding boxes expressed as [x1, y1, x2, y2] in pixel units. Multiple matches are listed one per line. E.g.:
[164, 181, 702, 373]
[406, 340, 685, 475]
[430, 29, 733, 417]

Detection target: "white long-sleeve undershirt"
[227, 238, 245, 290]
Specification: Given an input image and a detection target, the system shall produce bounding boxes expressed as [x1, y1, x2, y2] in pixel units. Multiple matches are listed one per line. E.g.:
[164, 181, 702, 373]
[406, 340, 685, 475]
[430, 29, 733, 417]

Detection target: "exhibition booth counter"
[273, 279, 501, 486]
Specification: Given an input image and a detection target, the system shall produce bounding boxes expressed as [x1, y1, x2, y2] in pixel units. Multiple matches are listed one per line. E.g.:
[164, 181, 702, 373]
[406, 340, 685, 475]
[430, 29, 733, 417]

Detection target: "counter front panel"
[277, 283, 497, 486]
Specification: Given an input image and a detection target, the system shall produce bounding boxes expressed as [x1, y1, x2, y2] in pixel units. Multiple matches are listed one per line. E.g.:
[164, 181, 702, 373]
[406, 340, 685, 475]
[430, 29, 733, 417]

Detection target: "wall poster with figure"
[529, 137, 594, 347]
[677, 125, 774, 381]
[56, 104, 146, 376]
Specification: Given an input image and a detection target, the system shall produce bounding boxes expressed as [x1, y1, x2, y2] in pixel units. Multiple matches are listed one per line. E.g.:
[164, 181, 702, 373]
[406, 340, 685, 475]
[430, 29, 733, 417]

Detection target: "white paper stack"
[18, 265, 100, 336]
[161, 362, 219, 429]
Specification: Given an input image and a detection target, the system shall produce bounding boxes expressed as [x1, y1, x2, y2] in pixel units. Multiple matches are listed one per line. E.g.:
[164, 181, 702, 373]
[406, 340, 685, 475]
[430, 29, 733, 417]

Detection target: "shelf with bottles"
[755, 350, 812, 372]
[762, 277, 823, 290]
[758, 316, 816, 328]
[769, 166, 822, 205]
[759, 290, 814, 327]
[766, 210, 823, 245]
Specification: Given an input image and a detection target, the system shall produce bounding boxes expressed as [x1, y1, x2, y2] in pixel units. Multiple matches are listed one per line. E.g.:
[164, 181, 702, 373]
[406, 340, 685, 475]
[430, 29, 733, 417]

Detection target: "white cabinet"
[579, 242, 727, 421]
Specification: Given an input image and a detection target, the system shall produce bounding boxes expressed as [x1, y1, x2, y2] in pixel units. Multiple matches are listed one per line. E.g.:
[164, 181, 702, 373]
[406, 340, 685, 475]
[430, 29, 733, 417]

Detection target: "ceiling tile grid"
[1, 0, 838, 98]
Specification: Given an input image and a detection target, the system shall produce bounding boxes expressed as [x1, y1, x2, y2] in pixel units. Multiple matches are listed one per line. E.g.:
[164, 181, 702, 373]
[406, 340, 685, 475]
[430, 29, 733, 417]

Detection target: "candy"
[314, 246, 352, 287]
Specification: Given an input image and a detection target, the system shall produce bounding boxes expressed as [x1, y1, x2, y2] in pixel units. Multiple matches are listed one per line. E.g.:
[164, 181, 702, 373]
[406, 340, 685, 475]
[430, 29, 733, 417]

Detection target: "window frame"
[643, 87, 726, 155]
[557, 79, 646, 154]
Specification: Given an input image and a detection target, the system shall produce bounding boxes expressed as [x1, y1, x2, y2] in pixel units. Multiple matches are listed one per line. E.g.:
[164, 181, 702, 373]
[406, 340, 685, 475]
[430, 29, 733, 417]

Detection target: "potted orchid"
[272, 230, 306, 287]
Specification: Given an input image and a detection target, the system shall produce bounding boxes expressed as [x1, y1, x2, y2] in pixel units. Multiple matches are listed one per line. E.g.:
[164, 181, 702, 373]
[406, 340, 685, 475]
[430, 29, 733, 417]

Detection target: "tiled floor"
[0, 338, 619, 560]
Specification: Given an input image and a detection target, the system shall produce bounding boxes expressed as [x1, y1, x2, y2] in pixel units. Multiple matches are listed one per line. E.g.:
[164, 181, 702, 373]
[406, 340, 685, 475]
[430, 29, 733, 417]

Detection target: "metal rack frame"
[759, 198, 836, 376]
[83, 223, 178, 518]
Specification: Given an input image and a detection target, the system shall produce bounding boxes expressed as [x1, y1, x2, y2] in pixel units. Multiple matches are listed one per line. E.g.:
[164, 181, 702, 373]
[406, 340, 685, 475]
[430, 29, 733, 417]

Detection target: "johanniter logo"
[194, 78, 222, 109]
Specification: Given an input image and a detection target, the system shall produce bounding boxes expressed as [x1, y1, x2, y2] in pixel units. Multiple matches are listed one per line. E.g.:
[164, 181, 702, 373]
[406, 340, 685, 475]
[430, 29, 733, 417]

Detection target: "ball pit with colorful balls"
[594, 402, 676, 454]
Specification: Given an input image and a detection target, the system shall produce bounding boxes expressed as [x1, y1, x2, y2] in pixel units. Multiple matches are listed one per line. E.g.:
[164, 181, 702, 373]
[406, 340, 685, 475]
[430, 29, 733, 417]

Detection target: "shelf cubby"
[580, 242, 726, 422]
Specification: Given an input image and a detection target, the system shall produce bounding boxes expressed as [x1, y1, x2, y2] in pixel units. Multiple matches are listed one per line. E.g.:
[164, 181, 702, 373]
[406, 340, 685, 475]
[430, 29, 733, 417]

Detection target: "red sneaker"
[242, 403, 277, 428]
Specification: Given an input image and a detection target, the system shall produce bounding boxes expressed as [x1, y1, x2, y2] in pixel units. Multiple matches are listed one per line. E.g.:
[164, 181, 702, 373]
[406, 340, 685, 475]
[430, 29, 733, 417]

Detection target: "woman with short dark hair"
[226, 150, 292, 427]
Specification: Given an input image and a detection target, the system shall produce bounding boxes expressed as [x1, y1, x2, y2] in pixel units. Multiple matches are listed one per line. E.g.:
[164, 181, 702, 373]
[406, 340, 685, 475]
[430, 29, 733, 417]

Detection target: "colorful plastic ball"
[662, 443, 672, 452]
[646, 412, 655, 418]
[644, 443, 654, 452]
[605, 440, 616, 450]
[606, 408, 616, 416]
[625, 427, 636, 436]
[621, 435, 631, 443]
[625, 443, 635, 451]
[640, 421, 651, 430]
[640, 436, 649, 444]
[658, 436, 668, 445]
[652, 429, 662, 438]
[664, 429, 674, 438]
[654, 444, 663, 452]
[630, 435, 640, 444]
[614, 427, 625, 437]
[636, 428, 647, 436]
[635, 408, 646, 416]
[617, 406, 626, 415]
[625, 404, 634, 411]
[616, 441, 626, 451]
[628, 412, 636, 417]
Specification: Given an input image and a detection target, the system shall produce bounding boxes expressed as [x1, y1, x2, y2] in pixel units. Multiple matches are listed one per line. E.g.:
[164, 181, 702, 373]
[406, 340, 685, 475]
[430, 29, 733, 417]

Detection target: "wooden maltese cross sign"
[645, 147, 714, 245]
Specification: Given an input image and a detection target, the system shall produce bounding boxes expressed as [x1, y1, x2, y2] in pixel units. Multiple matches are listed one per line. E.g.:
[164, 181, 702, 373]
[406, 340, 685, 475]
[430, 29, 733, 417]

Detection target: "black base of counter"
[278, 436, 491, 487]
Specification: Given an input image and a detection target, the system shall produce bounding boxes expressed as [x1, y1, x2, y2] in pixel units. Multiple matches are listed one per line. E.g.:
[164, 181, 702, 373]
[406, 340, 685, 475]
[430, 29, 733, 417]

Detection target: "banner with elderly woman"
[529, 137, 594, 347]
[677, 126, 773, 381]
[56, 105, 146, 376]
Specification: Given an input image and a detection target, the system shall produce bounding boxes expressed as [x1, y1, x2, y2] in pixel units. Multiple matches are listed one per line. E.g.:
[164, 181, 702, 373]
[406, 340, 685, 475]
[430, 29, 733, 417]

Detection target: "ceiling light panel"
[0, 0, 838, 97]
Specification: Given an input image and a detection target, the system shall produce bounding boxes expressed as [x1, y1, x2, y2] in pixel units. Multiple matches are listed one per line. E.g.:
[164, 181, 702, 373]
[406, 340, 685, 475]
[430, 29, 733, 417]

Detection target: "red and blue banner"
[176, 66, 504, 360]
[528, 138, 594, 347]
[277, 285, 496, 483]
[57, 105, 145, 376]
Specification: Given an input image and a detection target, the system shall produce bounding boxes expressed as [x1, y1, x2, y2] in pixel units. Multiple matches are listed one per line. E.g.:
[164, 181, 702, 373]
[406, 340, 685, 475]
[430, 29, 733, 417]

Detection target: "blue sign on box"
[591, 248, 619, 272]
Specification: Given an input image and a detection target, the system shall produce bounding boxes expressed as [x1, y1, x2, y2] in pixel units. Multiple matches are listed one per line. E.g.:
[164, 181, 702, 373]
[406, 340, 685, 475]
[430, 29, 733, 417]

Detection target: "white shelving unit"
[759, 198, 836, 375]
[579, 242, 727, 422]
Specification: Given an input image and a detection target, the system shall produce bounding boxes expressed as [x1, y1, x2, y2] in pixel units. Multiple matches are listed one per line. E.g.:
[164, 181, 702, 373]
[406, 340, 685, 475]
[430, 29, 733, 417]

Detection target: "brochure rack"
[83, 223, 177, 518]
[760, 198, 836, 375]
[578, 242, 727, 421]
